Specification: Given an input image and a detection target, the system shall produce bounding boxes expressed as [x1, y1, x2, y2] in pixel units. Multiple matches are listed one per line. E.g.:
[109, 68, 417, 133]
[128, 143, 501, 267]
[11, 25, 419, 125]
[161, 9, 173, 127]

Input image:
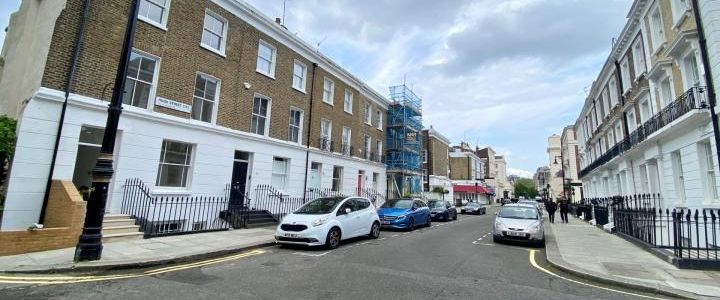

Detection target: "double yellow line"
[0, 249, 266, 285]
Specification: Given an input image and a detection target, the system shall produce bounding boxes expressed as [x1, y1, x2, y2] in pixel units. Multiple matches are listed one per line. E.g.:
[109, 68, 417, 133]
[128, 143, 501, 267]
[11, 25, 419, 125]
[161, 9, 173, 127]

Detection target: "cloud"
[507, 168, 534, 179]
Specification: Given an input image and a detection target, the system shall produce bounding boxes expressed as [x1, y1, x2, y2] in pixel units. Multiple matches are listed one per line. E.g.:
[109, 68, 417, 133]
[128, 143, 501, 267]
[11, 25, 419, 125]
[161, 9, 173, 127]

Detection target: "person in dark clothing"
[546, 200, 557, 223]
[559, 198, 569, 223]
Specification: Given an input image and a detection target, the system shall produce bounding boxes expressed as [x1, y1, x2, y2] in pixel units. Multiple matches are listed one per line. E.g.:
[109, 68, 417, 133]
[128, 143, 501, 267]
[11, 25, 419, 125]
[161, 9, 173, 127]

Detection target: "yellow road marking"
[528, 250, 669, 300]
[0, 249, 266, 285]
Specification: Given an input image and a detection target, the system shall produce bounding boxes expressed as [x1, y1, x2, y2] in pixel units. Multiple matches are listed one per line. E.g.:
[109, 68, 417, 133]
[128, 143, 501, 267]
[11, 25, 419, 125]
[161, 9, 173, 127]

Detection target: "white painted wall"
[1, 88, 387, 229]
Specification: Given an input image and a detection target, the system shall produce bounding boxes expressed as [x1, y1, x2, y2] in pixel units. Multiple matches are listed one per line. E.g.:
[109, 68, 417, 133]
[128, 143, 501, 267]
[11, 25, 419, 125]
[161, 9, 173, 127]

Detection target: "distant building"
[477, 147, 513, 200]
[561, 126, 582, 202]
[421, 126, 453, 201]
[547, 135, 563, 200]
[449, 142, 491, 205]
[534, 166, 551, 198]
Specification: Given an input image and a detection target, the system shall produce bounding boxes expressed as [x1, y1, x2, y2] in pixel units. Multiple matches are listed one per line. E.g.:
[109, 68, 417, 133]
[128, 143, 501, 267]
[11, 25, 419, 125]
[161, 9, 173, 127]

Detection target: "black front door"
[230, 160, 249, 208]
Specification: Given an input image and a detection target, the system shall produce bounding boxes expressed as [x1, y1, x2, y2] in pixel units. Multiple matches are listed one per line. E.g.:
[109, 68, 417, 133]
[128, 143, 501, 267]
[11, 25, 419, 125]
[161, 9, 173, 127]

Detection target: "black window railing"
[319, 137, 333, 152]
[580, 87, 708, 178]
[341, 143, 352, 156]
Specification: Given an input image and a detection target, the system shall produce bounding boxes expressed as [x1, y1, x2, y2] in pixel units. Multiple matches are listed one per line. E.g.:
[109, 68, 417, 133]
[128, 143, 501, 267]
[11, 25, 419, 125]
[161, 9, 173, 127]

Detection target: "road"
[0, 207, 675, 300]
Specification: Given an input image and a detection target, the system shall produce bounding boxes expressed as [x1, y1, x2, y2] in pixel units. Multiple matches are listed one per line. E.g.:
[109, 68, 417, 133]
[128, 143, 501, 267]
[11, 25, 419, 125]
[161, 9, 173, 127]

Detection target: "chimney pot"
[275, 17, 282, 24]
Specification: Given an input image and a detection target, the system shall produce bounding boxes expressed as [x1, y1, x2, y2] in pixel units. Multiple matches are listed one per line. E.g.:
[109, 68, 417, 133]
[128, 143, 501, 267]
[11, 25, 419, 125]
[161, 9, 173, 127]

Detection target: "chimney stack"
[275, 17, 282, 25]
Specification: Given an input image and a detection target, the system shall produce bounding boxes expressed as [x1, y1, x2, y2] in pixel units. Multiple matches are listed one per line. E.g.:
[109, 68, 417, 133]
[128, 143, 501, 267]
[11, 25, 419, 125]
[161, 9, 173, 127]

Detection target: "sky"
[0, 0, 20, 50]
[0, 0, 631, 179]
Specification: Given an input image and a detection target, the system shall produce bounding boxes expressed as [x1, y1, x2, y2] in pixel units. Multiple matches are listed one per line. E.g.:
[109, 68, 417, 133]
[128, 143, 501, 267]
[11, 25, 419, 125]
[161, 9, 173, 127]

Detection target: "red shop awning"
[453, 184, 492, 194]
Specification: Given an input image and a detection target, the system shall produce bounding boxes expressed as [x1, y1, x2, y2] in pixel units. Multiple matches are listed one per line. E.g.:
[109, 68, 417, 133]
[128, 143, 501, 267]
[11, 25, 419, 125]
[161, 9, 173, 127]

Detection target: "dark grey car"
[460, 202, 486, 215]
[428, 200, 457, 221]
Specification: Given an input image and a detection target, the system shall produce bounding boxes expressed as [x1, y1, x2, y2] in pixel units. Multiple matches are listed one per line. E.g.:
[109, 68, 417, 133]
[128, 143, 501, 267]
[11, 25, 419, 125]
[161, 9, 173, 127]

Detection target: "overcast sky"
[0, 0, 631, 178]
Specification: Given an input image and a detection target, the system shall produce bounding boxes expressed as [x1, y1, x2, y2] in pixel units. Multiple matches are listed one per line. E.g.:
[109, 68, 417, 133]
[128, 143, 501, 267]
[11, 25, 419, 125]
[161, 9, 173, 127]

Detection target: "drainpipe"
[38, 0, 91, 224]
[691, 0, 720, 174]
[302, 63, 318, 202]
[614, 60, 632, 139]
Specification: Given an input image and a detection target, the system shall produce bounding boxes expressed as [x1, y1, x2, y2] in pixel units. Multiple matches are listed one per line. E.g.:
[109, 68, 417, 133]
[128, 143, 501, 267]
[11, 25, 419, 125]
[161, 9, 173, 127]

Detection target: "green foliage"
[431, 186, 449, 194]
[513, 178, 537, 198]
[0, 115, 16, 158]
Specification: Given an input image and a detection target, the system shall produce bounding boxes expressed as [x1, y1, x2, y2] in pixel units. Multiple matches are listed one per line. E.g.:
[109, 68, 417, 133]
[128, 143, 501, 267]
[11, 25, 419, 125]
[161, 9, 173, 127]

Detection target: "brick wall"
[449, 157, 470, 180]
[40, 0, 386, 160]
[429, 137, 449, 177]
[0, 180, 86, 256]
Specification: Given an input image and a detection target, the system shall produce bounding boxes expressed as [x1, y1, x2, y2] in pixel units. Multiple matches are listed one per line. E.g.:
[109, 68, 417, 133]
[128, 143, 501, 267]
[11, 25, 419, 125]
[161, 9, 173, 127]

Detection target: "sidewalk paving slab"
[0, 228, 277, 274]
[544, 216, 720, 299]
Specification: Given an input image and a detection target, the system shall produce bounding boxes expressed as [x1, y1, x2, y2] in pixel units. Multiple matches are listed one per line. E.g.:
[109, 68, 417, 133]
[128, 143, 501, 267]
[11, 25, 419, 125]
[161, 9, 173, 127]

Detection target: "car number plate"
[506, 231, 524, 237]
[284, 233, 299, 238]
[381, 221, 391, 225]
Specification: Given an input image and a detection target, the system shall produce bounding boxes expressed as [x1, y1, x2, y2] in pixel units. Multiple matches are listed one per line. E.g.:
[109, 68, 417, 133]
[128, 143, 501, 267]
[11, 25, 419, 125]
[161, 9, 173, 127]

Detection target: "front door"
[357, 170, 365, 196]
[230, 152, 250, 208]
[309, 162, 321, 190]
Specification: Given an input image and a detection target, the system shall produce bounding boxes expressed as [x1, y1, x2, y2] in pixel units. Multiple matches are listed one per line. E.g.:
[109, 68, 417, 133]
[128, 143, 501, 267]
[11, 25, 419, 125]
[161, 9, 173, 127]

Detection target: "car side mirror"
[411, 206, 417, 211]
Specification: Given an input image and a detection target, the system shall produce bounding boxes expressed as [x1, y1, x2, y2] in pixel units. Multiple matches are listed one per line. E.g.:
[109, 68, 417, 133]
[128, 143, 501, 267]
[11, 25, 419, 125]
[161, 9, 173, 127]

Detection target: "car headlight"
[494, 221, 504, 231]
[397, 215, 407, 220]
[311, 217, 328, 227]
[528, 222, 541, 232]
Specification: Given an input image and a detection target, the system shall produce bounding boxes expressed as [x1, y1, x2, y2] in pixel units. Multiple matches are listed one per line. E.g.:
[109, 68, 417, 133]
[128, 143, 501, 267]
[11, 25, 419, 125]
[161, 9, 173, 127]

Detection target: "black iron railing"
[341, 143, 352, 156]
[319, 137, 334, 152]
[580, 87, 708, 178]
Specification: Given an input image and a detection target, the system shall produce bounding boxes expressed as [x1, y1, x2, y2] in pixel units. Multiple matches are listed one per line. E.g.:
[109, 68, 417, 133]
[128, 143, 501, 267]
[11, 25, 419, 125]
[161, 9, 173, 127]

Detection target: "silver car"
[492, 204, 545, 247]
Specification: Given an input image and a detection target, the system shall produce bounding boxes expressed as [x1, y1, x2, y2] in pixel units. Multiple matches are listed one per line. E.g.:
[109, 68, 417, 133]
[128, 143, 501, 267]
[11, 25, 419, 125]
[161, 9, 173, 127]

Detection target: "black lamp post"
[74, 0, 140, 261]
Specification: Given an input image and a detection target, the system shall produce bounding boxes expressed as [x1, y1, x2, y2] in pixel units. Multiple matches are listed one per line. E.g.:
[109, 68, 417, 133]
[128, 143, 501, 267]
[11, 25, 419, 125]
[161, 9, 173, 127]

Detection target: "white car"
[275, 196, 380, 249]
[492, 204, 545, 247]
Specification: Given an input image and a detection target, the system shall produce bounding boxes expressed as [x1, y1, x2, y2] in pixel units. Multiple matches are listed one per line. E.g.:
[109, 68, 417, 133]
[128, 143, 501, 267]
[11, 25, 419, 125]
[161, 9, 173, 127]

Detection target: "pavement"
[0, 209, 675, 300]
[545, 214, 720, 299]
[0, 228, 276, 273]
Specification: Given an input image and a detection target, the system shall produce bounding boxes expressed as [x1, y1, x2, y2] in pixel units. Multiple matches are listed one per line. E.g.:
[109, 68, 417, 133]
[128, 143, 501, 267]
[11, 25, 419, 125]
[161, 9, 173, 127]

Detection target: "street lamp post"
[74, 0, 141, 261]
[552, 154, 566, 200]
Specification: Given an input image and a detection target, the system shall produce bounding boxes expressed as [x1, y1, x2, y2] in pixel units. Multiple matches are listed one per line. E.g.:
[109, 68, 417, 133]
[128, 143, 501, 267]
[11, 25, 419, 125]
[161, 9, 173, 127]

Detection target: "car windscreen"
[381, 199, 413, 209]
[466, 203, 479, 207]
[294, 197, 345, 214]
[427, 201, 445, 209]
[498, 207, 538, 220]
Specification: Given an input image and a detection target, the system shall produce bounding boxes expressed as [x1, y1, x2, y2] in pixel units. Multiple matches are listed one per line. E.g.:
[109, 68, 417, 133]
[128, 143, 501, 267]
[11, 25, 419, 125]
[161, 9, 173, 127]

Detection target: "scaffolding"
[386, 84, 423, 198]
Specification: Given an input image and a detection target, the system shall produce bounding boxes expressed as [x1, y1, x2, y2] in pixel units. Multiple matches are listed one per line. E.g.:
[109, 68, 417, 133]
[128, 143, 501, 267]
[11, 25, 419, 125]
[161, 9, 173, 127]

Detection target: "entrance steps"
[102, 214, 144, 243]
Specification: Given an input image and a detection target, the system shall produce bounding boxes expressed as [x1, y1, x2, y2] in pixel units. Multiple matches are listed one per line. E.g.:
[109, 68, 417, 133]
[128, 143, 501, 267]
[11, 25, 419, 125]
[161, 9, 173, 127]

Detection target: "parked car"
[428, 200, 457, 221]
[516, 201, 543, 217]
[275, 196, 380, 249]
[461, 202, 486, 215]
[377, 199, 431, 230]
[492, 204, 545, 247]
[500, 198, 512, 206]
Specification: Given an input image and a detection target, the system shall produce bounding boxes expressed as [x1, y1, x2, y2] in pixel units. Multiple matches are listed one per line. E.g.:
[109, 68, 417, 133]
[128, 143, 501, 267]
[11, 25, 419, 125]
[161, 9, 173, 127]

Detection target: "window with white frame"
[256, 40, 276, 77]
[648, 160, 660, 194]
[375, 140, 382, 161]
[627, 109, 637, 132]
[341, 127, 351, 155]
[609, 78, 619, 108]
[639, 97, 652, 123]
[344, 90, 353, 114]
[191, 73, 219, 123]
[659, 76, 673, 107]
[320, 119, 332, 150]
[363, 102, 371, 125]
[681, 51, 701, 89]
[322, 78, 334, 104]
[271, 157, 289, 189]
[251, 96, 270, 135]
[639, 164, 649, 193]
[292, 60, 307, 91]
[138, 0, 171, 28]
[699, 141, 718, 201]
[650, 7, 665, 52]
[364, 135, 372, 159]
[632, 38, 646, 77]
[332, 166, 343, 192]
[670, 0, 689, 25]
[614, 121, 623, 141]
[288, 108, 303, 143]
[671, 151, 686, 205]
[602, 89, 611, 116]
[620, 57, 631, 93]
[156, 140, 193, 187]
[123, 50, 158, 109]
[201, 11, 227, 55]
[376, 110, 383, 130]
[615, 173, 624, 196]
[608, 130, 615, 146]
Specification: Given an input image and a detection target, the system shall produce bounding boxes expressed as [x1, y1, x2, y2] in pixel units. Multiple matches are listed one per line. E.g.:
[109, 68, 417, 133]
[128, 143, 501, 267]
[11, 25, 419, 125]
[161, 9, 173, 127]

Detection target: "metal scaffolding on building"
[386, 84, 423, 198]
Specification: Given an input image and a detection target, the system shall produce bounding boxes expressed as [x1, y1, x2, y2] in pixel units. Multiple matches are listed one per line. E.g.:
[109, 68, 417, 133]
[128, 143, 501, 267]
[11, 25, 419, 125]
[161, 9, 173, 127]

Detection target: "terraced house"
[576, 0, 719, 210]
[0, 0, 389, 235]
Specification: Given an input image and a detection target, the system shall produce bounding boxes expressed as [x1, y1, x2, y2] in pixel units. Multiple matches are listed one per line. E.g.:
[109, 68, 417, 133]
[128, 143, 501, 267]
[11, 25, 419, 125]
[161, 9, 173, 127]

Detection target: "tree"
[0, 115, 16, 207]
[431, 186, 449, 200]
[513, 178, 537, 199]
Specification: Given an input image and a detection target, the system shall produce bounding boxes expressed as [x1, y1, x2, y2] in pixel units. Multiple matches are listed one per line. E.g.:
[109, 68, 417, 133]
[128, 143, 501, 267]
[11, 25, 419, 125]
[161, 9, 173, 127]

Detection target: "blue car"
[377, 199, 431, 230]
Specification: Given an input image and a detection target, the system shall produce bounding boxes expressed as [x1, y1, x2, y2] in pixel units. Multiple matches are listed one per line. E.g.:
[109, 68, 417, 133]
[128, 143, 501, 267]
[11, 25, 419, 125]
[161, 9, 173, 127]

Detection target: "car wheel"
[407, 218, 415, 231]
[369, 222, 380, 239]
[425, 216, 432, 227]
[493, 236, 500, 243]
[453, 213, 458, 220]
[325, 227, 341, 249]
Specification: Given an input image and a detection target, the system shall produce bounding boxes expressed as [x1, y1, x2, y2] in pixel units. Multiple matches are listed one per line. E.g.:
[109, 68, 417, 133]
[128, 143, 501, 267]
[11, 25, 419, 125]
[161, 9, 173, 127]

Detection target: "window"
[699, 141, 718, 201]
[251, 96, 270, 135]
[632, 39, 646, 77]
[681, 52, 701, 89]
[271, 157, 289, 189]
[608, 130, 615, 145]
[154, 222, 181, 234]
[670, 0, 689, 25]
[332, 166, 343, 192]
[639, 164, 649, 194]
[344, 90, 353, 114]
[647, 160, 660, 194]
[615, 173, 623, 196]
[323, 78, 334, 105]
[608, 78, 619, 107]
[256, 40, 276, 77]
[156, 140, 193, 187]
[364, 135, 371, 159]
[363, 102, 371, 125]
[650, 7, 665, 52]
[288, 108, 303, 143]
[201, 10, 227, 55]
[614, 121, 624, 141]
[320, 119, 332, 151]
[627, 110, 637, 132]
[341, 127, 351, 155]
[639, 98, 652, 123]
[422, 150, 428, 163]
[123, 50, 158, 109]
[138, 0, 170, 28]
[375, 140, 382, 162]
[671, 151, 686, 205]
[659, 77, 673, 107]
[602, 89, 611, 116]
[376, 110, 383, 130]
[292, 61, 307, 92]
[620, 57, 631, 93]
[372, 173, 379, 190]
[191, 73, 219, 123]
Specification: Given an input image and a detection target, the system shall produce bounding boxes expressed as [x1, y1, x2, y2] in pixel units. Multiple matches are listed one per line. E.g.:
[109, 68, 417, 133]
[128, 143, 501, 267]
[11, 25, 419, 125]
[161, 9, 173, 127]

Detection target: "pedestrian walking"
[546, 200, 557, 223]
[559, 198, 569, 223]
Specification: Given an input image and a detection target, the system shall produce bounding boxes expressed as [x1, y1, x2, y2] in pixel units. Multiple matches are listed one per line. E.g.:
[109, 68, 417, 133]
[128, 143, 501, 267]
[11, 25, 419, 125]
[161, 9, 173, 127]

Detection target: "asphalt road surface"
[0, 207, 677, 300]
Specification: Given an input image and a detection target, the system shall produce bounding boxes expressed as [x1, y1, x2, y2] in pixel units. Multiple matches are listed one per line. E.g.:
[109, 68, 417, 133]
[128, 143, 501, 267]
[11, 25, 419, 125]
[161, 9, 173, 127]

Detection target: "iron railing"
[580, 87, 708, 178]
[341, 143, 352, 156]
[319, 137, 334, 152]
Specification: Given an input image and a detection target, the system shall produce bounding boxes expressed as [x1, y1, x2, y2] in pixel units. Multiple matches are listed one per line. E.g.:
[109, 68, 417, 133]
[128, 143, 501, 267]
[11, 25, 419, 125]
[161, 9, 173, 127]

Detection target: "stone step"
[103, 218, 136, 227]
[102, 225, 141, 235]
[102, 232, 144, 243]
[104, 214, 133, 221]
